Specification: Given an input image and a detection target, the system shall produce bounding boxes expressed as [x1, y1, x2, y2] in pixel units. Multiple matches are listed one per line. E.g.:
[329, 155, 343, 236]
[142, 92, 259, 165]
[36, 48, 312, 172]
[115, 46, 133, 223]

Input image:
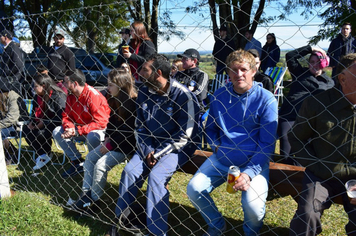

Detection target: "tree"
[280, 0, 356, 45]
[187, 0, 271, 49]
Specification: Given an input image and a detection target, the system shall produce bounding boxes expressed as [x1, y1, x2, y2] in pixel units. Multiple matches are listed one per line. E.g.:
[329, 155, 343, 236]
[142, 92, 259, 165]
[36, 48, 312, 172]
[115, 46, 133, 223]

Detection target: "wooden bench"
[180, 150, 343, 204]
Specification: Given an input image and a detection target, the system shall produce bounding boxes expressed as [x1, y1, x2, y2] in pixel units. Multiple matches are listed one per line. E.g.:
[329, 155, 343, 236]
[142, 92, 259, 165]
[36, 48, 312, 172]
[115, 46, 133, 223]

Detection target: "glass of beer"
[122, 45, 129, 54]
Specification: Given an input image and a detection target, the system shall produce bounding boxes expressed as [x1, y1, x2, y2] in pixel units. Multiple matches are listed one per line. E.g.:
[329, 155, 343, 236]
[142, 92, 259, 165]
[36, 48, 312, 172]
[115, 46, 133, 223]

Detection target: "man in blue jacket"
[114, 54, 199, 236]
[187, 49, 278, 236]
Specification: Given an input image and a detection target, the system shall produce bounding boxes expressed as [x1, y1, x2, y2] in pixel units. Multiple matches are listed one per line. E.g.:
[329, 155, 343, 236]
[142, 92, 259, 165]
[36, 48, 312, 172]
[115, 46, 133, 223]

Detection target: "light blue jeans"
[52, 126, 105, 161]
[82, 145, 126, 201]
[187, 154, 269, 236]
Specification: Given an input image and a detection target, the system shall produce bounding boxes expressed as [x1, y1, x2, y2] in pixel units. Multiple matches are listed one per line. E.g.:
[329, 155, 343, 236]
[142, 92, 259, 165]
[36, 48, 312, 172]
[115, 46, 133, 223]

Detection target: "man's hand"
[233, 173, 251, 192]
[27, 121, 36, 130]
[61, 128, 76, 139]
[99, 138, 110, 155]
[146, 151, 157, 168]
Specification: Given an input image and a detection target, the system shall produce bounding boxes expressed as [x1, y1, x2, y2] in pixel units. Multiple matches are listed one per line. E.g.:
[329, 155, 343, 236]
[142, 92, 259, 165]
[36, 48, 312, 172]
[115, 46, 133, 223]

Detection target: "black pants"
[23, 124, 53, 156]
[290, 170, 356, 236]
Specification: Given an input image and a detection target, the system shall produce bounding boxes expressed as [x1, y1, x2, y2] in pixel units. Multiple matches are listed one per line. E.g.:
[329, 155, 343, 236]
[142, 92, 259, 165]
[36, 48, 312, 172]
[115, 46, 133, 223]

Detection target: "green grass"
[2, 140, 349, 235]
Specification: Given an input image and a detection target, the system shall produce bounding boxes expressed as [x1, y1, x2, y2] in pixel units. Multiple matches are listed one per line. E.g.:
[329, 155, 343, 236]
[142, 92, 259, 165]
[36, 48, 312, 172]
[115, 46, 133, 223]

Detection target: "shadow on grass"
[8, 151, 290, 236]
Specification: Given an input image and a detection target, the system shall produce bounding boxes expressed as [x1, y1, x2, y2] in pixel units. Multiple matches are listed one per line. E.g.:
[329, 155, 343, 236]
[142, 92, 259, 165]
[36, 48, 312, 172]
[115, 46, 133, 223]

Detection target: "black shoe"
[74, 191, 92, 210]
[61, 159, 84, 178]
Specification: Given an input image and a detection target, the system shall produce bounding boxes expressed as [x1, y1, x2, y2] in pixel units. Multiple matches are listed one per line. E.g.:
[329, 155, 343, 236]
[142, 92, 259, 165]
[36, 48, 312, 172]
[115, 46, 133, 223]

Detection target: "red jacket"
[62, 84, 110, 136]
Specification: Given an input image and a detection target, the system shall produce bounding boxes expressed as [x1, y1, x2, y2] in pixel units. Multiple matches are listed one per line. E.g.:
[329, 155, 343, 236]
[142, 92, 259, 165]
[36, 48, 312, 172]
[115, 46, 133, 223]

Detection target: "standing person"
[212, 24, 235, 74]
[289, 53, 356, 236]
[0, 30, 24, 96]
[23, 74, 66, 170]
[74, 69, 137, 212]
[278, 45, 334, 165]
[244, 30, 262, 58]
[113, 54, 199, 236]
[328, 22, 356, 80]
[175, 48, 209, 113]
[248, 49, 274, 92]
[47, 28, 76, 94]
[187, 49, 278, 236]
[52, 69, 110, 178]
[123, 21, 156, 80]
[116, 28, 131, 68]
[260, 33, 280, 73]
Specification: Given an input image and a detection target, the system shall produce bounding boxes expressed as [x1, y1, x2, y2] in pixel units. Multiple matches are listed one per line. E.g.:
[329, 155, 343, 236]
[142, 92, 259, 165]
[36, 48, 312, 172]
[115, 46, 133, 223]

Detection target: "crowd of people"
[1, 19, 356, 236]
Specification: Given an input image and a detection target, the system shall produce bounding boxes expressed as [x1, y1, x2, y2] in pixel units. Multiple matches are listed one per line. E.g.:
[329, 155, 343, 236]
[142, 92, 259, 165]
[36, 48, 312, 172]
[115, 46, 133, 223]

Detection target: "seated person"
[0, 80, 26, 165]
[74, 69, 137, 212]
[23, 74, 66, 170]
[247, 49, 274, 92]
[112, 54, 199, 236]
[52, 69, 110, 178]
[187, 49, 278, 236]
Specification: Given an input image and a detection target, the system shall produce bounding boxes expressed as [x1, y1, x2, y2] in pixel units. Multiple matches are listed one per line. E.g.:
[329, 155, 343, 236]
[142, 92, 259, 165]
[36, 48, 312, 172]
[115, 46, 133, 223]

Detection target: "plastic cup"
[122, 45, 129, 54]
[345, 180, 356, 199]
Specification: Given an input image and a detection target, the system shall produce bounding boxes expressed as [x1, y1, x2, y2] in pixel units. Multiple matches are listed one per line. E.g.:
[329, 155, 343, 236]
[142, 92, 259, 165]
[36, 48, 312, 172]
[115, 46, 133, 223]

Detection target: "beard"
[144, 72, 163, 92]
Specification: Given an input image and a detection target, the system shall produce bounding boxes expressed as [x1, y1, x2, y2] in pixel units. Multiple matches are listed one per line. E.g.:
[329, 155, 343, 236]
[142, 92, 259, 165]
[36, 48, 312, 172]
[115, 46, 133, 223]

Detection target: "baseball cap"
[0, 30, 13, 39]
[54, 29, 65, 37]
[119, 28, 130, 34]
[177, 48, 201, 61]
[313, 52, 330, 69]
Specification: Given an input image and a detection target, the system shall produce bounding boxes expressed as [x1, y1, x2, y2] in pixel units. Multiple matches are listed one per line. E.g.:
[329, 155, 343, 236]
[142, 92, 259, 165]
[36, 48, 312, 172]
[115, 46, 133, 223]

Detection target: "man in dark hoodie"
[212, 24, 235, 74]
[175, 48, 209, 113]
[47, 28, 75, 93]
[328, 22, 356, 80]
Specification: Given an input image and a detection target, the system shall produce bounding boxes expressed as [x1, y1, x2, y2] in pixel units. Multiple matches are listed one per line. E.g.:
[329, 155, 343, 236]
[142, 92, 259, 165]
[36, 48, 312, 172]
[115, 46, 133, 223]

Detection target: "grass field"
[1, 143, 349, 236]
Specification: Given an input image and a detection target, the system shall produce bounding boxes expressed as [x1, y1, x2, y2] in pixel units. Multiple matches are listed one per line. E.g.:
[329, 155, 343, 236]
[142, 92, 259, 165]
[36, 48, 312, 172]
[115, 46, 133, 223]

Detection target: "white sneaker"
[33, 154, 52, 170]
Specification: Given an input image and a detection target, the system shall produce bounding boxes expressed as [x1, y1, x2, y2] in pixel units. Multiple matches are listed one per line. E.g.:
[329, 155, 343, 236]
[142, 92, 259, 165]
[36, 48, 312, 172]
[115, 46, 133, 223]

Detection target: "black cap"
[0, 30, 13, 39]
[119, 28, 130, 34]
[0, 78, 12, 92]
[219, 25, 228, 31]
[177, 48, 201, 61]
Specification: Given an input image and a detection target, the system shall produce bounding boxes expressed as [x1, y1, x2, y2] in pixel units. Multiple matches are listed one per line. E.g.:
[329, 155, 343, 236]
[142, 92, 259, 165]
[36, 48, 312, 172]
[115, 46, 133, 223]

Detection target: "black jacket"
[30, 90, 66, 130]
[212, 36, 235, 67]
[328, 34, 356, 68]
[129, 40, 156, 75]
[280, 45, 335, 120]
[105, 97, 136, 155]
[47, 44, 76, 82]
[1, 41, 24, 81]
[174, 67, 209, 111]
[254, 72, 273, 93]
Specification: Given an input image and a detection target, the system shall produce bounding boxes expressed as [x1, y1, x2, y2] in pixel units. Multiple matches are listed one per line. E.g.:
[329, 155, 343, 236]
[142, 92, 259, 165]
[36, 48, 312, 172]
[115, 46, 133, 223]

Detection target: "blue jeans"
[83, 145, 126, 201]
[115, 151, 189, 236]
[52, 126, 105, 161]
[187, 154, 269, 236]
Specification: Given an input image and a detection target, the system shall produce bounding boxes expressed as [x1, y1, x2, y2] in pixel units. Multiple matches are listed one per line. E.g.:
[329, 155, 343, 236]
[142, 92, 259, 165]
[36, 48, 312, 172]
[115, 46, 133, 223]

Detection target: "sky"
[156, 1, 333, 53]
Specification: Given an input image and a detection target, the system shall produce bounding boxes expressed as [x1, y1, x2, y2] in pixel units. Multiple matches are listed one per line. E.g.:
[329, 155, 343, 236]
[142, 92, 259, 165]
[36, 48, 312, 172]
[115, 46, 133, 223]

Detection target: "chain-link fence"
[1, 1, 356, 235]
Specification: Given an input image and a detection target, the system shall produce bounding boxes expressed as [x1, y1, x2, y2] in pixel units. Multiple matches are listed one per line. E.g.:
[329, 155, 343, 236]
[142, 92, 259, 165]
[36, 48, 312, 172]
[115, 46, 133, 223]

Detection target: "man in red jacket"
[53, 69, 110, 178]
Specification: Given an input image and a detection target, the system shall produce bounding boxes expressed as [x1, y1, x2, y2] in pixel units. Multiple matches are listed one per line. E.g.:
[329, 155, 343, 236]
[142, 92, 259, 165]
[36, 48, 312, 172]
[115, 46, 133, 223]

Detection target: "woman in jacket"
[24, 74, 66, 170]
[278, 45, 334, 164]
[260, 33, 280, 73]
[123, 21, 156, 81]
[74, 68, 137, 211]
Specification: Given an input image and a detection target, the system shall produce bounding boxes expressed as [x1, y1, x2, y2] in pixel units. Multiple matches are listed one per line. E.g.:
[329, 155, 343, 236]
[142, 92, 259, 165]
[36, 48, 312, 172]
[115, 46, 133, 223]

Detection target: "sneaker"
[61, 159, 84, 178]
[203, 222, 226, 236]
[33, 153, 52, 170]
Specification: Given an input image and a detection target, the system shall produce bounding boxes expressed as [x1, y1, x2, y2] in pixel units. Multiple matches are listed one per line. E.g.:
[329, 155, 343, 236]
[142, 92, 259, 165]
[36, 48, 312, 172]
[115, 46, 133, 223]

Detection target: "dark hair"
[336, 53, 356, 76]
[131, 21, 152, 47]
[342, 22, 352, 27]
[148, 54, 171, 80]
[266, 33, 277, 45]
[36, 64, 48, 74]
[66, 69, 86, 86]
[33, 74, 66, 111]
[245, 30, 253, 35]
[107, 69, 137, 121]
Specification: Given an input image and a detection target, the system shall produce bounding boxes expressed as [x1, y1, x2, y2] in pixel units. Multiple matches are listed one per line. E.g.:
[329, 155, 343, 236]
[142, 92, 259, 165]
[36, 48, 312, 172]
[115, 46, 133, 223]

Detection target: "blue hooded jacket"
[205, 82, 278, 178]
